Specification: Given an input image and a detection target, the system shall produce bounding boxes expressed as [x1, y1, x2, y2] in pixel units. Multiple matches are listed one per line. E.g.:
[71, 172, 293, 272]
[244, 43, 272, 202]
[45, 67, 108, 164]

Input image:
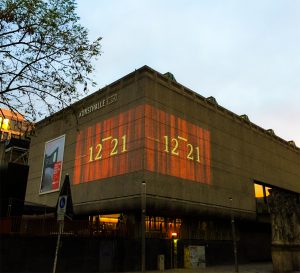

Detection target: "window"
[254, 182, 272, 214]
[2, 132, 9, 140]
[1, 118, 10, 130]
[11, 134, 20, 139]
[265, 187, 271, 197]
[254, 184, 264, 198]
[254, 183, 271, 201]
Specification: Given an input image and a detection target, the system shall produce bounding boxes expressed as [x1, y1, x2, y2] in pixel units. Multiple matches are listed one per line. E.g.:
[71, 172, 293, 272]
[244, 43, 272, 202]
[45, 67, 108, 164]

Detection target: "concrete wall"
[26, 71, 148, 213]
[25, 66, 300, 218]
[140, 69, 300, 218]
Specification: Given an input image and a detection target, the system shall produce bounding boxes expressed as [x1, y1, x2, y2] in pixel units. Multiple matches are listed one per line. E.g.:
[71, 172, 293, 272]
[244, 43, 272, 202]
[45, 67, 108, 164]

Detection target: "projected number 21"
[163, 135, 201, 163]
[89, 135, 127, 162]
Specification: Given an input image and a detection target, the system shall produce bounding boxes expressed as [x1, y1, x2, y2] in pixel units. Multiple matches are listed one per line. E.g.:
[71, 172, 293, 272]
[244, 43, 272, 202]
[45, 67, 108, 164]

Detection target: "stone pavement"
[124, 263, 276, 273]
[151, 262, 273, 272]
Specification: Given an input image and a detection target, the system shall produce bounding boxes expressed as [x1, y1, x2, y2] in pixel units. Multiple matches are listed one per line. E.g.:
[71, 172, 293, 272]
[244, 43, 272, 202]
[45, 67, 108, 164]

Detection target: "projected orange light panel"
[144, 104, 211, 184]
[73, 104, 211, 184]
[73, 105, 144, 184]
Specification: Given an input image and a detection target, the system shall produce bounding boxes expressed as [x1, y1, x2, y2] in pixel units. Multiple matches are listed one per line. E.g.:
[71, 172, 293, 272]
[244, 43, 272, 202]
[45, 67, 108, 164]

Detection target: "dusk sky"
[76, 0, 300, 146]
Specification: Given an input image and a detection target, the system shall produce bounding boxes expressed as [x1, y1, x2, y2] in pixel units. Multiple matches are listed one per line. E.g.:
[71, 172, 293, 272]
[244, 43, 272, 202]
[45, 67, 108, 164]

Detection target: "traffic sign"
[57, 195, 67, 221]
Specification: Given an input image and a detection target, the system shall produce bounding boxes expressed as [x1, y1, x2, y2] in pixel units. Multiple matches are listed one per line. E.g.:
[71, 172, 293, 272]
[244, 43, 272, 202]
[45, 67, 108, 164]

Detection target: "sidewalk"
[156, 262, 273, 272]
[139, 262, 300, 273]
[130, 262, 274, 273]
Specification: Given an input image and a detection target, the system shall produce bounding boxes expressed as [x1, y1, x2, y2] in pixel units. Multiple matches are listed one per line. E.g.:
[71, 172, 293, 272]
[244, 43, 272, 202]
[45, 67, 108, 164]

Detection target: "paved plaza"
[122, 262, 296, 273]
[153, 262, 273, 273]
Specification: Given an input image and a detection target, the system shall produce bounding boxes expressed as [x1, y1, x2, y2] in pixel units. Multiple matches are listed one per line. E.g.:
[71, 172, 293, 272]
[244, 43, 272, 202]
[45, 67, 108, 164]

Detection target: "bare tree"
[0, 0, 102, 122]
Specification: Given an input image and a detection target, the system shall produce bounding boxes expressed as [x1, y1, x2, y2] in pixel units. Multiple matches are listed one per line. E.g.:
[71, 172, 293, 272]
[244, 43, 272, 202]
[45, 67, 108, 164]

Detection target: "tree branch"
[2, 47, 63, 94]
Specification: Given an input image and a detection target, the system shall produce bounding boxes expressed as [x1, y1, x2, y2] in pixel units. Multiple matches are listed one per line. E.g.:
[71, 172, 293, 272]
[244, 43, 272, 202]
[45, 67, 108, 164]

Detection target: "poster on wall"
[184, 245, 206, 269]
[40, 135, 65, 194]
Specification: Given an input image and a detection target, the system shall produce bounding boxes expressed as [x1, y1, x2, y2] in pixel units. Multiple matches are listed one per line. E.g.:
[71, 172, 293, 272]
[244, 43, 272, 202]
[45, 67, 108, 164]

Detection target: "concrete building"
[0, 109, 30, 218]
[0, 108, 29, 141]
[23, 66, 300, 272]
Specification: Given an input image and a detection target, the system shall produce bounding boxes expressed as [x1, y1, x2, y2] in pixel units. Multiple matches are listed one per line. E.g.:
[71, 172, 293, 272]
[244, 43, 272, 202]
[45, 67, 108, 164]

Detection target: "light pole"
[229, 197, 239, 273]
[7, 197, 12, 217]
[141, 181, 146, 273]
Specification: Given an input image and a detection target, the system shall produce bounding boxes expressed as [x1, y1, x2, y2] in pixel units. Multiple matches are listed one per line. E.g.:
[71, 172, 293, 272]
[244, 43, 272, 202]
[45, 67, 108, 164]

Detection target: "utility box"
[157, 255, 165, 271]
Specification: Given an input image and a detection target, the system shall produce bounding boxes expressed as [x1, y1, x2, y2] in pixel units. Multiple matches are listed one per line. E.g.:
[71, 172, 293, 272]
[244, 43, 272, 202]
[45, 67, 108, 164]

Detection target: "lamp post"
[141, 181, 146, 273]
[7, 197, 12, 217]
[229, 197, 238, 273]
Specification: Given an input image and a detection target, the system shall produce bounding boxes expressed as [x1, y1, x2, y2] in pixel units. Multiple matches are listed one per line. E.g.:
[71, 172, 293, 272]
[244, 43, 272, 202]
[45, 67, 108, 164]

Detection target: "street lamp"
[229, 197, 239, 273]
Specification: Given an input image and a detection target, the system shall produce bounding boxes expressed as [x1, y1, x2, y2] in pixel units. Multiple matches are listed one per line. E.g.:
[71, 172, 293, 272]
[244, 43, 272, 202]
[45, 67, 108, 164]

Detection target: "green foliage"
[0, 0, 101, 121]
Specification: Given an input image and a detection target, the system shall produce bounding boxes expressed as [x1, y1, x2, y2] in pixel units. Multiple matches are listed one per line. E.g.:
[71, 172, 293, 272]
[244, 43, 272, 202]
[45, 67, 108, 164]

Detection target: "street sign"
[57, 195, 67, 221]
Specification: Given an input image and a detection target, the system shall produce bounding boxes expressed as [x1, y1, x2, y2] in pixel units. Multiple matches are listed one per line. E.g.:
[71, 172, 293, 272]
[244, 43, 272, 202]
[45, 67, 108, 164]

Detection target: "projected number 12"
[163, 135, 201, 163]
[89, 135, 127, 162]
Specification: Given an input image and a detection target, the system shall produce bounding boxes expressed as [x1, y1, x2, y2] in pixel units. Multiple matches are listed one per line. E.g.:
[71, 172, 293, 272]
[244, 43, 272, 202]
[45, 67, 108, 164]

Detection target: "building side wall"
[25, 68, 300, 217]
[26, 75, 148, 211]
[139, 71, 300, 217]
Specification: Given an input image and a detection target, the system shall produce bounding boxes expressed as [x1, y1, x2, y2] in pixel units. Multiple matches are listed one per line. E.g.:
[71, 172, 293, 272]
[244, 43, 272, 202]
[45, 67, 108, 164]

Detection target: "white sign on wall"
[184, 245, 206, 269]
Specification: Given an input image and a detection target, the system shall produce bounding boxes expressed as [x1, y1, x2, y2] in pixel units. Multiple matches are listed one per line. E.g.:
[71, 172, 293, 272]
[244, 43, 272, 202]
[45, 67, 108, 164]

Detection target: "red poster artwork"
[52, 161, 62, 190]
